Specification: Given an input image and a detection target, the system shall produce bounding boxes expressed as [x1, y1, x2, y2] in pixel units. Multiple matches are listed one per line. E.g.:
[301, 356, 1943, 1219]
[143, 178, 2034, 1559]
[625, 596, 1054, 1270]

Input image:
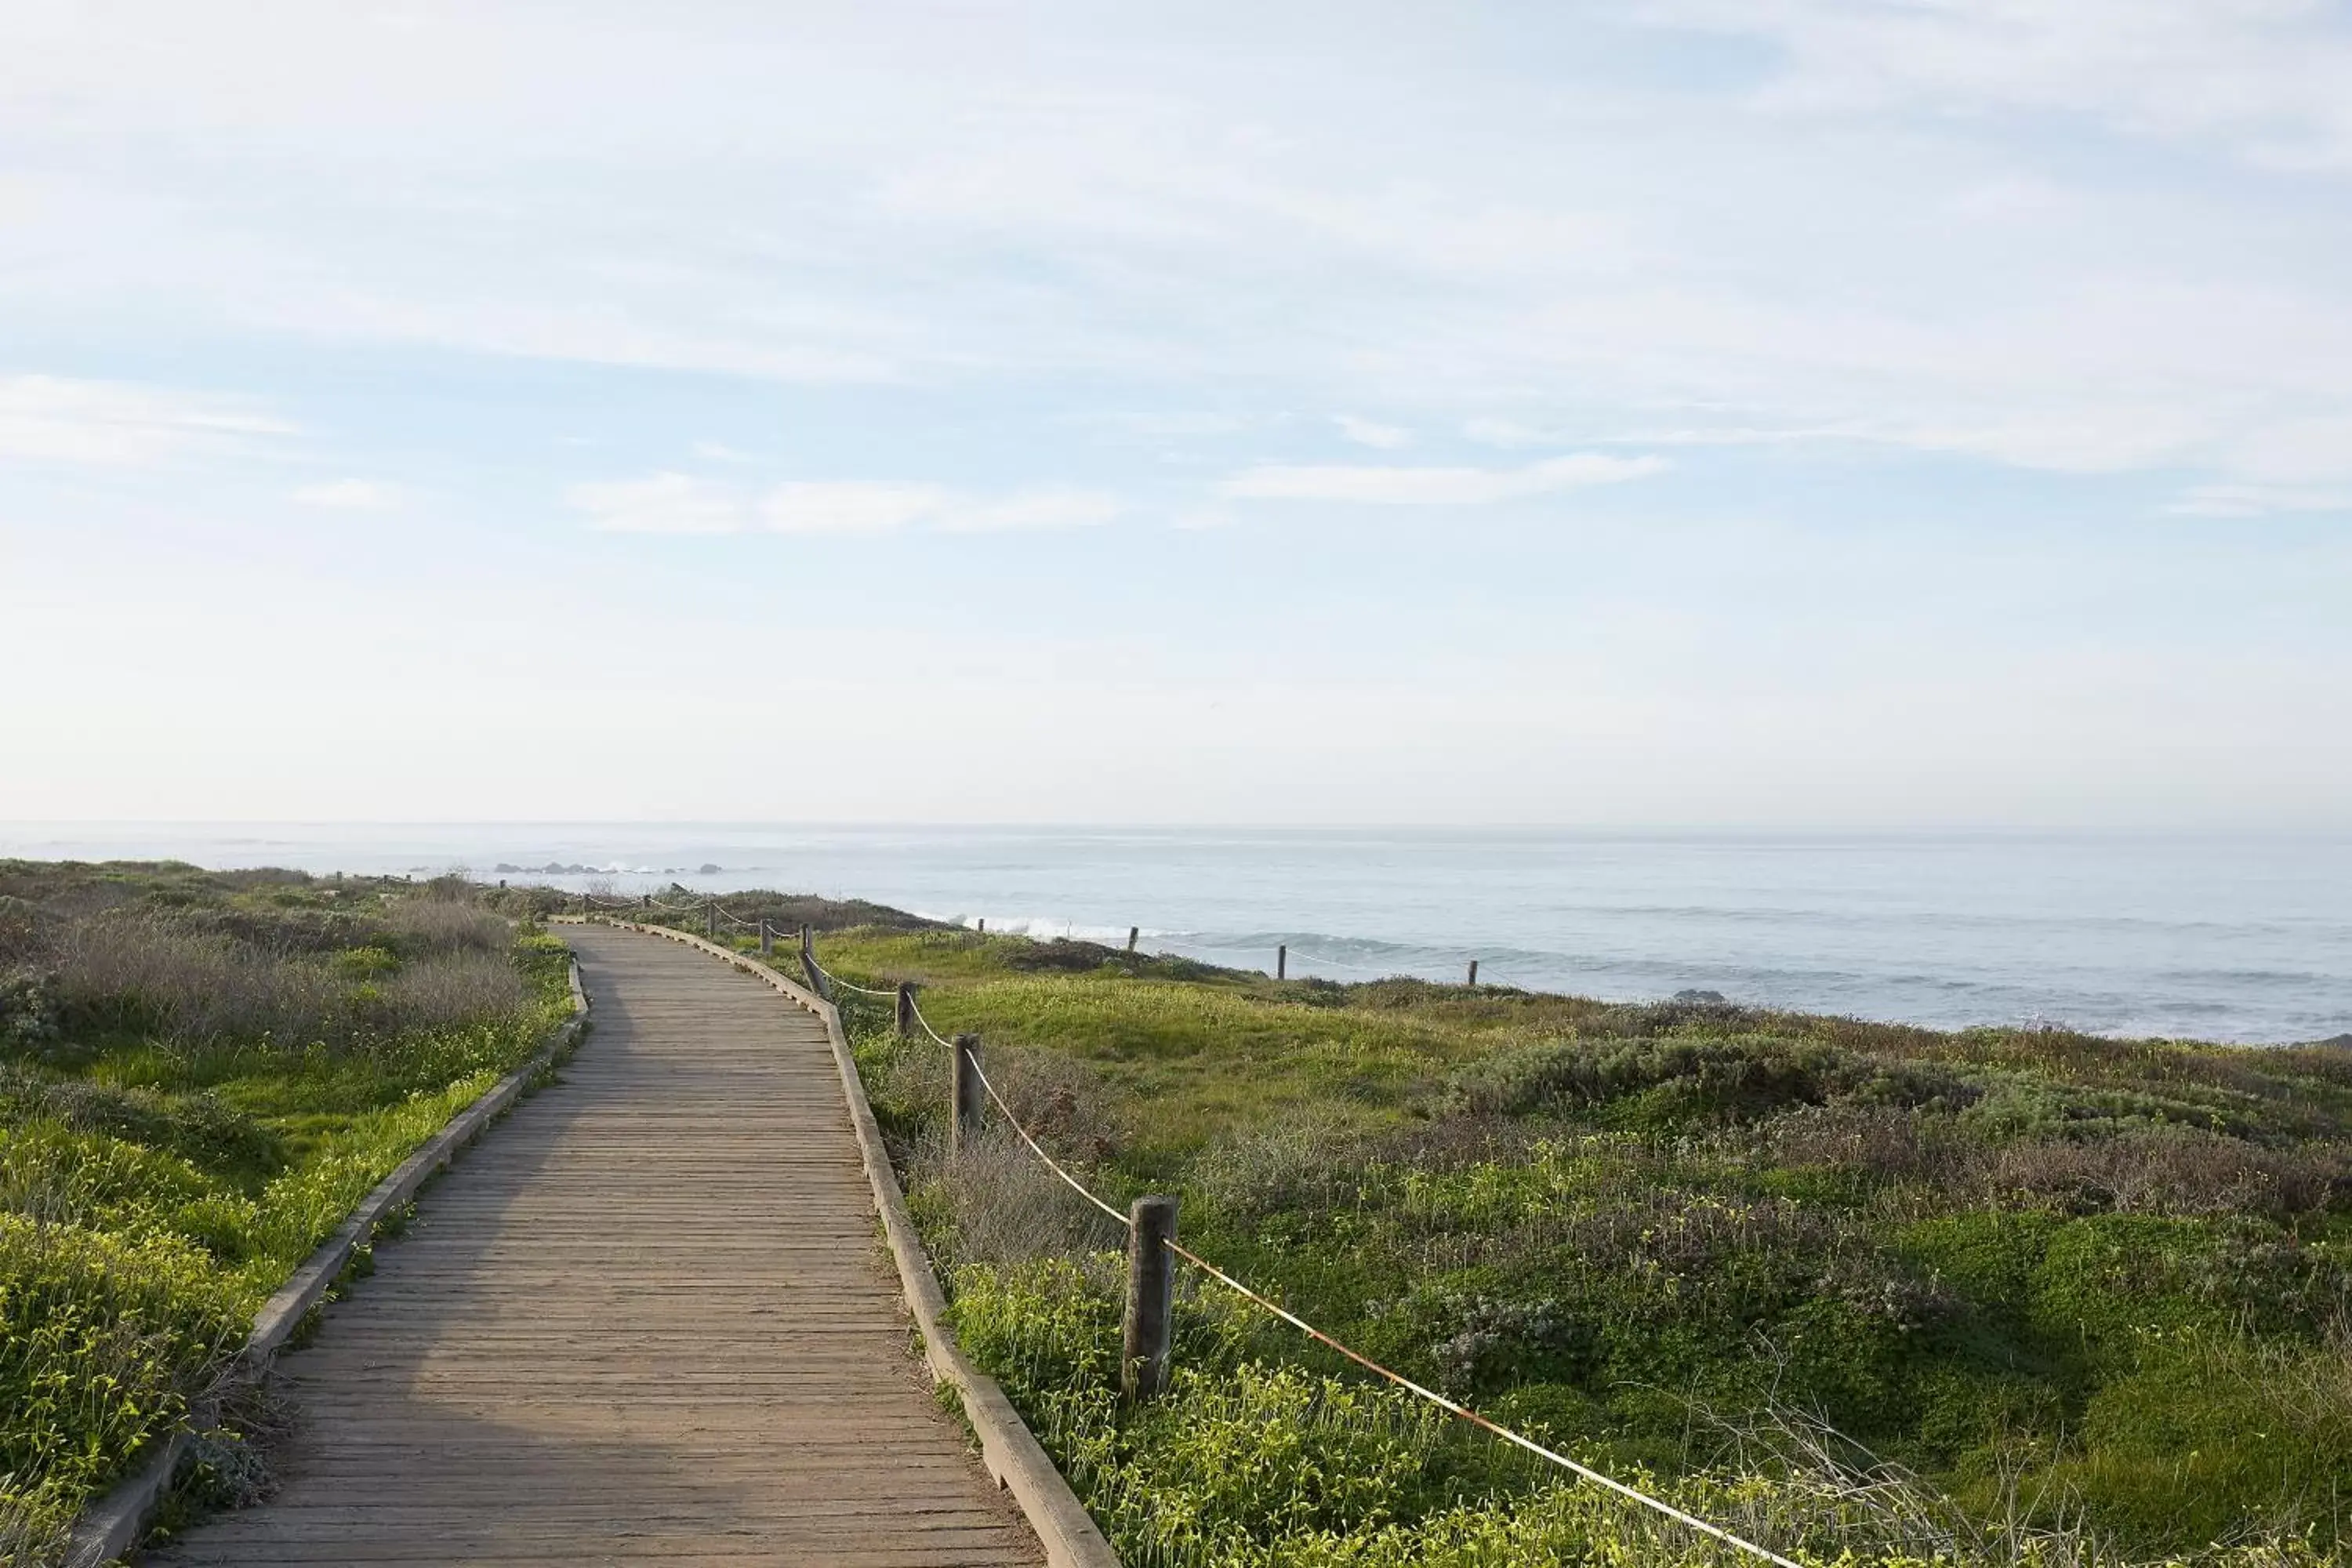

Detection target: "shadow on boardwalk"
[148, 923, 1040, 1566]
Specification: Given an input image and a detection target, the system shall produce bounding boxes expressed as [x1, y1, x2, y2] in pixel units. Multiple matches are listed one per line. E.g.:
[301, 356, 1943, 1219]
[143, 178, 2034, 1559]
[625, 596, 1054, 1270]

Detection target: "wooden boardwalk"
[151, 922, 1041, 1567]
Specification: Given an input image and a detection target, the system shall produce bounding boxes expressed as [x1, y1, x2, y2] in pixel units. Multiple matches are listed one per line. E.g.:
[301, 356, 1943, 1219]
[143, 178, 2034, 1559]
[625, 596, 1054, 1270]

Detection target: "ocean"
[4, 824, 2346, 1045]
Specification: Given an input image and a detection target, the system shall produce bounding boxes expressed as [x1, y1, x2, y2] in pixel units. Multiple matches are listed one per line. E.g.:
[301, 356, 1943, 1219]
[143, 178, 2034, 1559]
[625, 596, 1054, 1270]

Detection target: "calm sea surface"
[5, 825, 2347, 1044]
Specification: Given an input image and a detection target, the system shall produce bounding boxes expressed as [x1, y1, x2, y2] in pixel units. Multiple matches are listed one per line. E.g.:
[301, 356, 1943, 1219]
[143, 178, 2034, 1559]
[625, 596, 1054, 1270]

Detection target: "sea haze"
[5, 825, 2346, 1045]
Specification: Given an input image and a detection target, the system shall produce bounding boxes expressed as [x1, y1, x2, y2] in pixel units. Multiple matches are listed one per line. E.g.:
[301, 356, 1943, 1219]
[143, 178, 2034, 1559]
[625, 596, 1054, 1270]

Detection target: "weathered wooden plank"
[588, 920, 1123, 1568]
[146, 924, 1041, 1567]
[67, 960, 591, 1568]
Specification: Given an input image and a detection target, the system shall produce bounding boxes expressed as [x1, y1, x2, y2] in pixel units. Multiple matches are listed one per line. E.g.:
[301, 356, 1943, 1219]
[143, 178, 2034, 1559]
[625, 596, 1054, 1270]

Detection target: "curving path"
[150, 922, 1040, 1567]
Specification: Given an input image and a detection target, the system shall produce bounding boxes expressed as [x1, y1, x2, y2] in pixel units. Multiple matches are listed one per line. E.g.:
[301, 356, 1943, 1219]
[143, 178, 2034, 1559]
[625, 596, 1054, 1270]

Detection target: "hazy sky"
[4, 2, 2348, 826]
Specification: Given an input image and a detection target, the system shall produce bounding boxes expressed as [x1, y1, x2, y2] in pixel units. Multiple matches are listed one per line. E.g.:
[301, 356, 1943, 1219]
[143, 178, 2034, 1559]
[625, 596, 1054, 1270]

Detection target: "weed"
[0, 862, 574, 1549]
[817, 920, 2352, 1567]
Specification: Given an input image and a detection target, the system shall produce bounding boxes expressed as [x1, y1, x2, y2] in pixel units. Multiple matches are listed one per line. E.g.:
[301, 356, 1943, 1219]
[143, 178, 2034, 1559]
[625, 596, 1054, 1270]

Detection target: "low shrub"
[0, 1214, 245, 1553]
[2067, 1328, 2352, 1544]
[0, 863, 576, 1552]
[1446, 1035, 1975, 1125]
[818, 917, 2352, 1566]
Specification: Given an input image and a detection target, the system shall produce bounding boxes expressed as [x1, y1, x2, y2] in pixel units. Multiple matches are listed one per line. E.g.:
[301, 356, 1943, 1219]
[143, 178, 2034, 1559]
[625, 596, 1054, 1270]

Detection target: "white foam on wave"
[913, 911, 1166, 945]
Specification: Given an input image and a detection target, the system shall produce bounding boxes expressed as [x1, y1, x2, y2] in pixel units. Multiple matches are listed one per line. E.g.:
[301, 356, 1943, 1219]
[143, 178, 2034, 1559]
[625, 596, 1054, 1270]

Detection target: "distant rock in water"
[1671, 988, 1730, 1004]
[698, 862, 722, 875]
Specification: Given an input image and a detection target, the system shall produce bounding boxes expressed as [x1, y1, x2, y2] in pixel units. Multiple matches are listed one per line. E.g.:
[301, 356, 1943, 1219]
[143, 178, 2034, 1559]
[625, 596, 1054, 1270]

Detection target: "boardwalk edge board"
[574, 916, 1123, 1568]
[62, 957, 594, 1568]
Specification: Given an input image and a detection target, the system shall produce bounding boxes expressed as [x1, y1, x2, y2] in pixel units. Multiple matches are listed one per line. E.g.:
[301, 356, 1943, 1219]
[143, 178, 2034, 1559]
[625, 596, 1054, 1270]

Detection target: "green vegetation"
[534, 883, 935, 935]
[0, 862, 574, 1564]
[794, 921, 2352, 1568]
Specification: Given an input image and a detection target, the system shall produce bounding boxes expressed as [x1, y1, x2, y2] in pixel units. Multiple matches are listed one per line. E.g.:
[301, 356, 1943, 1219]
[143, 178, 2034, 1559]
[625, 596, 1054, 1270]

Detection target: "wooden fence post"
[952, 1034, 985, 1156]
[896, 982, 915, 1039]
[758, 920, 772, 956]
[705, 902, 717, 939]
[1127, 926, 1139, 953]
[799, 926, 828, 1000]
[1277, 944, 1287, 981]
[1467, 959, 1479, 987]
[1123, 1195, 1179, 1400]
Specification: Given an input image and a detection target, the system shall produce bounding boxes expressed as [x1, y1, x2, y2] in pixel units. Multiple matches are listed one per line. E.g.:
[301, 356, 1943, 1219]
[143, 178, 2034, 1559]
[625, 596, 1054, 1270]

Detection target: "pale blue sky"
[3, 2, 2347, 825]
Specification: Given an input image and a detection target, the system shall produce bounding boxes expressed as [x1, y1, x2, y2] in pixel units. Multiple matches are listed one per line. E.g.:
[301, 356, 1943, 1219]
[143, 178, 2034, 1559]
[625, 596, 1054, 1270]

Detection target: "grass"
[781, 917, 2352, 1568]
[0, 862, 575, 1565]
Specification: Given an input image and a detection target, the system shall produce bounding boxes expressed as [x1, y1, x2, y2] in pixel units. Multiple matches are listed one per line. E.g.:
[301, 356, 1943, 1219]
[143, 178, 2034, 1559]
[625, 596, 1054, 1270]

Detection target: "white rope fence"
[1155, 1234, 1806, 1568]
[561, 906, 1784, 1563]
[825, 972, 904, 1000]
[964, 1053, 1130, 1228]
[801, 937, 1804, 1568]
[907, 1005, 957, 1051]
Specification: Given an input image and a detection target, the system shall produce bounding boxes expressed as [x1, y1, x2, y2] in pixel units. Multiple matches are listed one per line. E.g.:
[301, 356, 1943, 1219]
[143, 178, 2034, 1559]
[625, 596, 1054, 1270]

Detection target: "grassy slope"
[799, 924, 2352, 1567]
[0, 863, 573, 1563]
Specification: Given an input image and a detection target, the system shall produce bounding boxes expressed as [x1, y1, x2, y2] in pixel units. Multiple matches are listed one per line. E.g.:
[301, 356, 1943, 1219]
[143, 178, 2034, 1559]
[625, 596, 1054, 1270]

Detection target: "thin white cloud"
[1465, 419, 1576, 449]
[2166, 483, 2352, 518]
[292, 478, 399, 510]
[2231, 415, 2352, 485]
[569, 473, 748, 534]
[1084, 411, 1251, 439]
[576, 475, 1120, 535]
[1470, 419, 1871, 449]
[1648, 0, 2352, 169]
[693, 441, 753, 463]
[1334, 414, 1410, 449]
[1478, 411, 2318, 482]
[762, 481, 946, 534]
[0, 373, 290, 466]
[1221, 452, 1664, 505]
[935, 488, 1122, 532]
[6, 9, 2348, 503]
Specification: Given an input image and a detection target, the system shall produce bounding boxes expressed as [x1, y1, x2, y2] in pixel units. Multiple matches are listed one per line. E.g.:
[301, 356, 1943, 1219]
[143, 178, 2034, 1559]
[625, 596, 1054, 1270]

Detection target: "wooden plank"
[586, 921, 1121, 1568]
[144, 924, 1041, 1567]
[66, 960, 591, 1568]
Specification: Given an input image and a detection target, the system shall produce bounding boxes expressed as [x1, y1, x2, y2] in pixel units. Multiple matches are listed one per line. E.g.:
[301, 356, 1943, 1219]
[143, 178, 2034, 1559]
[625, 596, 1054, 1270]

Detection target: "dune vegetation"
[727, 915, 2352, 1568]
[0, 862, 574, 1565]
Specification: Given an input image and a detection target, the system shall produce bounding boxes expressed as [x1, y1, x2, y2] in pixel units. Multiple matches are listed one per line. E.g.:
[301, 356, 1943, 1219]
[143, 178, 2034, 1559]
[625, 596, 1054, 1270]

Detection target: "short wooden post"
[1467, 959, 1479, 987]
[799, 926, 826, 999]
[1276, 944, 1287, 980]
[705, 902, 717, 939]
[1123, 1195, 1179, 1400]
[978, 917, 986, 935]
[896, 982, 915, 1038]
[1127, 925, 1139, 952]
[758, 920, 773, 956]
[951, 1034, 985, 1155]
[641, 893, 651, 908]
